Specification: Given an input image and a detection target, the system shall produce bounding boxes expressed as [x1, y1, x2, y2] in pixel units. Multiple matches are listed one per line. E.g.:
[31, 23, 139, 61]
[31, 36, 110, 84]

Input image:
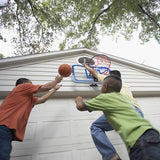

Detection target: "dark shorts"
[0, 125, 13, 160]
[130, 129, 160, 160]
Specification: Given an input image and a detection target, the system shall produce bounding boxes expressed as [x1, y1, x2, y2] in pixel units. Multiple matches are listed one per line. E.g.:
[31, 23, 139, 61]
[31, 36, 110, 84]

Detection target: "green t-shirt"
[84, 92, 153, 153]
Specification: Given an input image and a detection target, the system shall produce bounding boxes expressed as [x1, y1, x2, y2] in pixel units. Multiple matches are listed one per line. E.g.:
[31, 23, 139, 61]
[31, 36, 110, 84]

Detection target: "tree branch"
[88, 3, 113, 37]
[15, 0, 24, 55]
[27, 0, 62, 31]
[138, 4, 160, 30]
[27, 0, 44, 41]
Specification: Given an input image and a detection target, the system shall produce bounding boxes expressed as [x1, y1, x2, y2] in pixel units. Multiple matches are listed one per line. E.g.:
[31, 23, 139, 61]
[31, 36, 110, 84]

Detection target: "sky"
[0, 29, 160, 70]
[0, 0, 9, 6]
[97, 34, 160, 70]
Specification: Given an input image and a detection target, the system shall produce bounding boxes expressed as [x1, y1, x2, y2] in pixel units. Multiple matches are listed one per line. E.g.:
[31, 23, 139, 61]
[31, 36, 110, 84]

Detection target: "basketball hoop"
[88, 54, 111, 76]
[72, 54, 111, 84]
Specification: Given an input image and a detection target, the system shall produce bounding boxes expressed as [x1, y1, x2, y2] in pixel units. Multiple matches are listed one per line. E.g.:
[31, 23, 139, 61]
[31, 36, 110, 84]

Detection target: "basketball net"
[90, 54, 111, 76]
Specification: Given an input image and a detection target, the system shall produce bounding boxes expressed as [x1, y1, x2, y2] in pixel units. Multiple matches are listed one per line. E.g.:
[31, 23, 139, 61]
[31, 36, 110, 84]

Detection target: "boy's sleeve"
[83, 94, 108, 112]
[83, 102, 92, 112]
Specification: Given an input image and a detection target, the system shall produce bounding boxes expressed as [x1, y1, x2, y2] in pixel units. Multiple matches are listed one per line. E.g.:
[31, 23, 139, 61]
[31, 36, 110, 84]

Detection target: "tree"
[0, 53, 4, 59]
[0, 0, 160, 55]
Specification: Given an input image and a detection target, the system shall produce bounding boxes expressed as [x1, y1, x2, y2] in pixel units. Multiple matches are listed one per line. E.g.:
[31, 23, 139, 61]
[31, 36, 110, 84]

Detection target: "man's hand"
[55, 75, 63, 83]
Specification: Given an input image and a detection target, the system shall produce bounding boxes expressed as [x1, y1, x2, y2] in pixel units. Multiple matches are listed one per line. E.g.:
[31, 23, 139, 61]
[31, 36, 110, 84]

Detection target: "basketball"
[58, 64, 72, 77]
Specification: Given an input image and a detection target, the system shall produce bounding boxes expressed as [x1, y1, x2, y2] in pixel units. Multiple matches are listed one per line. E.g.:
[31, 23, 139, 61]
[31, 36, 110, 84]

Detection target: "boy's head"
[15, 78, 32, 86]
[101, 74, 122, 93]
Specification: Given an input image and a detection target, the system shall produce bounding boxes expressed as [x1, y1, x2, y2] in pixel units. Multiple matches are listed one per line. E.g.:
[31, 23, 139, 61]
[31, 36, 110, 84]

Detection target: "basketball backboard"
[72, 55, 111, 85]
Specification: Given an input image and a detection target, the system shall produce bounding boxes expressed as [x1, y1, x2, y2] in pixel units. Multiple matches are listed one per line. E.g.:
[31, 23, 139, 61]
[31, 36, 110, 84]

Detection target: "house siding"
[0, 53, 160, 96]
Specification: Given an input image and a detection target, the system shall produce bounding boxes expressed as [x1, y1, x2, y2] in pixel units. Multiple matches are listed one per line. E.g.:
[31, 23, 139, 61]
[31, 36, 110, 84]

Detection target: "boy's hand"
[75, 96, 83, 103]
[75, 96, 86, 111]
[83, 58, 87, 67]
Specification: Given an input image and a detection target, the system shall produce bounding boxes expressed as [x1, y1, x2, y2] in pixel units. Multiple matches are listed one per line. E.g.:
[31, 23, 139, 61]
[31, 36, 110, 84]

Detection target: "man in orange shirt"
[0, 75, 63, 160]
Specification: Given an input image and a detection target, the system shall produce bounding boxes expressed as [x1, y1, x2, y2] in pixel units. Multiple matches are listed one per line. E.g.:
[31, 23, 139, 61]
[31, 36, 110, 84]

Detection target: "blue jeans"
[0, 125, 13, 160]
[130, 129, 160, 160]
[90, 106, 144, 160]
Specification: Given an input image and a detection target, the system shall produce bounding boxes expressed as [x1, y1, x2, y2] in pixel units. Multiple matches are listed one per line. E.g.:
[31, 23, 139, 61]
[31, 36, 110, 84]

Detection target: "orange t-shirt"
[0, 83, 41, 141]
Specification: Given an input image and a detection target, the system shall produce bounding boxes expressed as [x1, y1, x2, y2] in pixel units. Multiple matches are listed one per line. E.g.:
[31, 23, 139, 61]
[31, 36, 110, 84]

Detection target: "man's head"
[101, 75, 122, 93]
[15, 78, 32, 86]
[109, 70, 121, 78]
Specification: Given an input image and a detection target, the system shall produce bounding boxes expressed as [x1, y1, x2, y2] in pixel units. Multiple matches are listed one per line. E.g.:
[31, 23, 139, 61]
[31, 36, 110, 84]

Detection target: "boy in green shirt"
[75, 74, 160, 160]
[83, 59, 143, 160]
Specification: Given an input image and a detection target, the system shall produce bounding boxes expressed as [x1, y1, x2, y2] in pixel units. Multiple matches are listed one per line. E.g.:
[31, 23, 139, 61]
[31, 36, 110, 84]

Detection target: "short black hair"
[15, 78, 30, 86]
[103, 75, 122, 92]
[110, 70, 121, 78]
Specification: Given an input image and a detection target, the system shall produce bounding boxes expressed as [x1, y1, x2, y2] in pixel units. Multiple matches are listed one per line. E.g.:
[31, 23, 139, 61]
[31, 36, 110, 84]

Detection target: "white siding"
[0, 53, 160, 96]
